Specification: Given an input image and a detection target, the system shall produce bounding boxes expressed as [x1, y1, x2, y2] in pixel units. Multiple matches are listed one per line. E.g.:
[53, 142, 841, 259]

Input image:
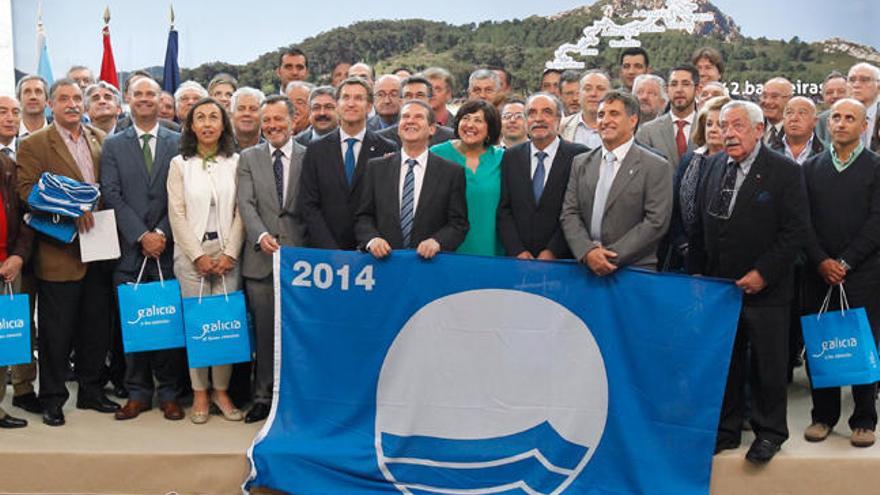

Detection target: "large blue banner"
[247, 248, 742, 494]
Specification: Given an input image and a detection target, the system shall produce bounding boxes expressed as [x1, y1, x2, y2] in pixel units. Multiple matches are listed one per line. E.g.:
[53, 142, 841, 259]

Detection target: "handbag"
[117, 258, 185, 353]
[0, 282, 32, 367]
[801, 284, 880, 389]
[23, 212, 77, 243]
[182, 276, 252, 368]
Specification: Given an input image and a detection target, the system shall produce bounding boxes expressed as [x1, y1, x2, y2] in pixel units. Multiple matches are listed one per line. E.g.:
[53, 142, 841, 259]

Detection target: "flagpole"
[0, 0, 14, 94]
[99, 5, 119, 88]
[162, 4, 180, 93]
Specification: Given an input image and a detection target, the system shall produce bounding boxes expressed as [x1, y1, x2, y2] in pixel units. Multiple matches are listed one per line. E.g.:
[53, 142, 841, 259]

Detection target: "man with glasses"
[760, 78, 794, 149]
[499, 100, 528, 149]
[688, 100, 809, 464]
[295, 86, 338, 145]
[377, 76, 453, 147]
[367, 75, 401, 131]
[845, 63, 880, 152]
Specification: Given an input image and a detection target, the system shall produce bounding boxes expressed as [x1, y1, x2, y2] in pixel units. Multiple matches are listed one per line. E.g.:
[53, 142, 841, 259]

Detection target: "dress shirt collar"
[19, 119, 47, 137]
[530, 137, 560, 161]
[134, 122, 159, 140]
[270, 138, 294, 159]
[672, 110, 695, 126]
[831, 142, 864, 172]
[401, 149, 429, 170]
[340, 126, 366, 144]
[727, 141, 762, 175]
[602, 136, 635, 164]
[783, 134, 815, 165]
[56, 124, 85, 143]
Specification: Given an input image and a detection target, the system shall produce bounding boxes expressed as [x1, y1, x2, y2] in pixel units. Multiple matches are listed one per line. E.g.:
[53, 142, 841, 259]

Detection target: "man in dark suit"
[561, 91, 672, 275]
[801, 98, 880, 448]
[297, 78, 397, 250]
[100, 77, 185, 421]
[294, 86, 338, 146]
[356, 100, 468, 258]
[238, 95, 307, 422]
[688, 100, 809, 464]
[377, 76, 454, 147]
[16, 79, 119, 426]
[845, 63, 880, 153]
[497, 93, 588, 260]
[771, 97, 824, 164]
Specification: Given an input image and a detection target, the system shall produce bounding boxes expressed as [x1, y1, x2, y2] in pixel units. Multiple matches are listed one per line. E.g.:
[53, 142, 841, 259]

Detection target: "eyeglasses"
[501, 113, 525, 121]
[374, 91, 400, 100]
[848, 76, 878, 84]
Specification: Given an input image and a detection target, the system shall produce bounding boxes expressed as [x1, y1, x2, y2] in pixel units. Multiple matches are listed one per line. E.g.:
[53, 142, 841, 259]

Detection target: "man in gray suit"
[100, 76, 185, 421]
[635, 64, 699, 171]
[237, 95, 306, 423]
[561, 91, 672, 275]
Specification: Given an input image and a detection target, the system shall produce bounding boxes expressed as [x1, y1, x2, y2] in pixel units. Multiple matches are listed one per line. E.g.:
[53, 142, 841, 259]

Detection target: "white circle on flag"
[375, 289, 608, 494]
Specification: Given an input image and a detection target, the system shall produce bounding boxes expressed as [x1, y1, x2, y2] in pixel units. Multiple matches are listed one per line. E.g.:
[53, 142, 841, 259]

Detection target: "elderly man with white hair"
[83, 81, 123, 135]
[632, 74, 668, 123]
[173, 80, 208, 124]
[688, 100, 809, 465]
[760, 77, 794, 148]
[230, 87, 266, 150]
[467, 69, 500, 103]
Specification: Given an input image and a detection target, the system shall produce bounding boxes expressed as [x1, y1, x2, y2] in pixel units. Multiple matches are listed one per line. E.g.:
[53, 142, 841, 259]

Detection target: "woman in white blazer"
[168, 97, 245, 424]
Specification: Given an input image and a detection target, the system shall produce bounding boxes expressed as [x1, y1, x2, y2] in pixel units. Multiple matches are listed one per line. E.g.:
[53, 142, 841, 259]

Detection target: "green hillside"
[180, 10, 861, 98]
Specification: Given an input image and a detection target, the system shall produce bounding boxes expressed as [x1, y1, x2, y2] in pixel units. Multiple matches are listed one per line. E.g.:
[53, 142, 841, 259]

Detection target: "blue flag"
[248, 248, 742, 494]
[162, 29, 180, 94]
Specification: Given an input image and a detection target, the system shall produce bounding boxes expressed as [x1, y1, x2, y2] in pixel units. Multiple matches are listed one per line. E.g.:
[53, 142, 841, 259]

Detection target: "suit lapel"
[327, 130, 350, 192]
[124, 126, 151, 183]
[284, 142, 306, 210]
[85, 126, 102, 179]
[353, 132, 378, 190]
[387, 154, 403, 231]
[152, 127, 174, 184]
[729, 149, 767, 221]
[47, 125, 84, 182]
[539, 144, 570, 209]
[604, 146, 640, 212]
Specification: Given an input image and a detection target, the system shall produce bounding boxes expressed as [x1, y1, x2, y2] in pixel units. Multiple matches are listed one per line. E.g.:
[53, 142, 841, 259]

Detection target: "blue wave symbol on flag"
[381, 421, 588, 494]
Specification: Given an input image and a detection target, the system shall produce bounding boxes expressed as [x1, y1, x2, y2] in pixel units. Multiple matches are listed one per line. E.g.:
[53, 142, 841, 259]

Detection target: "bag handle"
[196, 273, 230, 304]
[818, 283, 849, 320]
[133, 257, 166, 290]
[4, 281, 13, 300]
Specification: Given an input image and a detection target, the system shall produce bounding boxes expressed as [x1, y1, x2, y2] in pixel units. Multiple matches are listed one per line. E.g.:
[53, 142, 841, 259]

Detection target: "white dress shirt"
[672, 110, 695, 145]
[257, 139, 295, 245]
[399, 149, 429, 217]
[340, 127, 366, 164]
[134, 122, 159, 158]
[530, 137, 561, 187]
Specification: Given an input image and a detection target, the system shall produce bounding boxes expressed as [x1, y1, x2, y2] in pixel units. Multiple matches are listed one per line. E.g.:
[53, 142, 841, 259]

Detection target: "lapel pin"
[370, 146, 376, 152]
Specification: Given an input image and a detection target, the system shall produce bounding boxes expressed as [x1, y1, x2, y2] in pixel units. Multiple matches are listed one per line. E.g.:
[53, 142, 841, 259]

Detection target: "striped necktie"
[400, 159, 417, 247]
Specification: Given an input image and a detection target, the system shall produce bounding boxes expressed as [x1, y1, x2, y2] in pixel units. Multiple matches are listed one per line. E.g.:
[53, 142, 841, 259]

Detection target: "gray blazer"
[560, 143, 672, 269]
[237, 140, 307, 280]
[100, 125, 180, 276]
[635, 112, 691, 171]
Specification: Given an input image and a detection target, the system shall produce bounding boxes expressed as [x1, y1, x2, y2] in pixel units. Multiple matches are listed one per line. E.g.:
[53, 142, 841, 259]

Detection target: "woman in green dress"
[430, 100, 504, 256]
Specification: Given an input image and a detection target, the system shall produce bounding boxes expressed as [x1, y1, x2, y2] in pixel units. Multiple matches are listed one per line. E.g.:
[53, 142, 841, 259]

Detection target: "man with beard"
[497, 93, 588, 260]
[636, 64, 699, 171]
[632, 74, 668, 124]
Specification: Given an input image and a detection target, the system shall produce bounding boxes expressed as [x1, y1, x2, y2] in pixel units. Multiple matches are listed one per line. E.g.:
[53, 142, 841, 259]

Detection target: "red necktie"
[675, 120, 687, 158]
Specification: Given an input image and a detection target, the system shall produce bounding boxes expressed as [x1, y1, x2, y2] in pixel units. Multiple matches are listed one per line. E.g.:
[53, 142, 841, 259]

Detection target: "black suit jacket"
[355, 152, 468, 250]
[687, 144, 809, 306]
[377, 124, 455, 147]
[769, 131, 825, 160]
[296, 128, 398, 249]
[497, 140, 589, 258]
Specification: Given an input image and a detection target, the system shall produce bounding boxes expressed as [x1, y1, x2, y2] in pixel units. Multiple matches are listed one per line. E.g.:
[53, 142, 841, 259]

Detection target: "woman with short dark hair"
[430, 99, 504, 256]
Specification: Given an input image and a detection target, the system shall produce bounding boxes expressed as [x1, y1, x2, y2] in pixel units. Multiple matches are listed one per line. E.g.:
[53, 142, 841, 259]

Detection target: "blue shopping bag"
[802, 284, 880, 389]
[0, 283, 32, 367]
[117, 258, 185, 353]
[182, 278, 252, 368]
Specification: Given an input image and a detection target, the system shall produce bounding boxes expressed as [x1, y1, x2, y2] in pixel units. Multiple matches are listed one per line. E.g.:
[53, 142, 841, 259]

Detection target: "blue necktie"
[344, 137, 358, 185]
[533, 150, 547, 203]
[400, 159, 416, 247]
[272, 149, 285, 206]
[590, 153, 617, 242]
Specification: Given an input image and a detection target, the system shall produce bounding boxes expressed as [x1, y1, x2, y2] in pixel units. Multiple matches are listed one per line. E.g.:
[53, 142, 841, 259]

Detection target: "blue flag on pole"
[162, 29, 180, 94]
[247, 248, 742, 494]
